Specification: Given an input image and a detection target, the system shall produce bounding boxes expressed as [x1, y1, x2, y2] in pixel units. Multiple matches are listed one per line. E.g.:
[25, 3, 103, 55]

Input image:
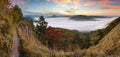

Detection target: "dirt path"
[10, 30, 20, 57]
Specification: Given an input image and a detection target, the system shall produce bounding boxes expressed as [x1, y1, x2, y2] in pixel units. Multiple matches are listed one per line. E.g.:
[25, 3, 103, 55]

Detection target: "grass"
[88, 23, 120, 57]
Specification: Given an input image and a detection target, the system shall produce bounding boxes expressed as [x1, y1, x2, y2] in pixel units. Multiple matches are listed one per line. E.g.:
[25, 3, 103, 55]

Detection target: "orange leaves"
[47, 26, 74, 45]
[47, 26, 61, 43]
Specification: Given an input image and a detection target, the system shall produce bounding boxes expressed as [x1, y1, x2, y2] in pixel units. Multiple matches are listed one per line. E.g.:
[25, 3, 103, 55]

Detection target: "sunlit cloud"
[99, 10, 120, 16]
[88, 8, 120, 16]
[99, 0, 111, 5]
[65, 8, 80, 15]
[84, 1, 96, 6]
[51, 0, 72, 7]
[71, 0, 81, 7]
[11, 0, 120, 16]
[102, 6, 120, 10]
[47, 0, 81, 7]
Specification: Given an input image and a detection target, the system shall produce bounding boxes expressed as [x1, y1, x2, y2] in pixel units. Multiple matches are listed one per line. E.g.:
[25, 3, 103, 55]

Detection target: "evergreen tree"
[36, 16, 48, 35]
[11, 5, 23, 23]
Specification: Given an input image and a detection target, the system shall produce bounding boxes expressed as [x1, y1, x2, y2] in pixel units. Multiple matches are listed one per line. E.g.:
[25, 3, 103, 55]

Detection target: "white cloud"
[34, 17, 117, 32]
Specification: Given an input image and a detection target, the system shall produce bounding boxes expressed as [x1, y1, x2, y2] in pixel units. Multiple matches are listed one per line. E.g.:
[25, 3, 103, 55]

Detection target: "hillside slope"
[75, 22, 120, 57]
[17, 20, 53, 57]
[96, 22, 120, 56]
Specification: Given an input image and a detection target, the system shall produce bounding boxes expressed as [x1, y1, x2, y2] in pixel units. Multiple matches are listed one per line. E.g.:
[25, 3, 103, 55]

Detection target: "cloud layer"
[46, 0, 117, 7]
[103, 6, 120, 10]
[46, 0, 81, 7]
[34, 17, 117, 32]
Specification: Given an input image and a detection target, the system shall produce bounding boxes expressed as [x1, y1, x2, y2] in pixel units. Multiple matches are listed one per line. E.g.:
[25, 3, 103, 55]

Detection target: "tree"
[11, 5, 23, 23]
[36, 16, 48, 37]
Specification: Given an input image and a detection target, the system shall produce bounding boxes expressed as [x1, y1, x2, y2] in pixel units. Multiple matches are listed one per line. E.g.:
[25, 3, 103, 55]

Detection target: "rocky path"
[10, 30, 20, 57]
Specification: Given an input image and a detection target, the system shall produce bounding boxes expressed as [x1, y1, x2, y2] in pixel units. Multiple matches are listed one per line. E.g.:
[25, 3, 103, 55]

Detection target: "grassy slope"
[75, 22, 120, 57]
[96, 22, 120, 56]
[85, 22, 120, 57]
[17, 20, 52, 57]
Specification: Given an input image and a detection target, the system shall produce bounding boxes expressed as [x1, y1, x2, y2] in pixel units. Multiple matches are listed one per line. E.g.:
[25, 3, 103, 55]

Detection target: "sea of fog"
[34, 17, 118, 32]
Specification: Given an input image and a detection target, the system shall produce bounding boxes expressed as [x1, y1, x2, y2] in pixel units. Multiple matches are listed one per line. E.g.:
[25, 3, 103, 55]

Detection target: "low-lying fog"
[34, 17, 117, 32]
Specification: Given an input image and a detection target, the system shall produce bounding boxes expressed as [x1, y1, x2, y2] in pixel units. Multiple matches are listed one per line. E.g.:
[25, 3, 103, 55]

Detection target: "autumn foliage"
[38, 26, 74, 50]
[47, 26, 73, 44]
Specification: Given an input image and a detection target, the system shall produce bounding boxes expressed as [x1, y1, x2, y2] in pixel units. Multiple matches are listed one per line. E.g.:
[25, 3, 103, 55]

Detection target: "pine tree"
[11, 5, 23, 23]
[36, 16, 48, 36]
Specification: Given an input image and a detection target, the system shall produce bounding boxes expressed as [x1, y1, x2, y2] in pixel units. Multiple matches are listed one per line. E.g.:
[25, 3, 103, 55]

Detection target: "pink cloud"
[99, 0, 111, 5]
[84, 1, 96, 6]
[47, 0, 81, 7]
[71, 0, 81, 6]
[103, 6, 120, 10]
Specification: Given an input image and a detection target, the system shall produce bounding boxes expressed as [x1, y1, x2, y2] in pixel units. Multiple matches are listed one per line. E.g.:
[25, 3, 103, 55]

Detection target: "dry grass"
[18, 21, 52, 57]
[88, 23, 120, 57]
[73, 23, 120, 57]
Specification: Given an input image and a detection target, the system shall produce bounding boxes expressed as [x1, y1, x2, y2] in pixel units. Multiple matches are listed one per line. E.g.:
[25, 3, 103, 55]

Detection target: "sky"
[11, 0, 120, 16]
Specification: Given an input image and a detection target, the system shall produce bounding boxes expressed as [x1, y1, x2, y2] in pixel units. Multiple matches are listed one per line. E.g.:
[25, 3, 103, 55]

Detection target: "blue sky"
[11, 0, 120, 16]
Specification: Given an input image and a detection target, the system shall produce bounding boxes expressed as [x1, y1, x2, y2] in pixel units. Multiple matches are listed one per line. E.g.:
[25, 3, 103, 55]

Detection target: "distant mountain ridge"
[70, 15, 111, 21]
[24, 15, 112, 21]
[47, 15, 70, 18]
